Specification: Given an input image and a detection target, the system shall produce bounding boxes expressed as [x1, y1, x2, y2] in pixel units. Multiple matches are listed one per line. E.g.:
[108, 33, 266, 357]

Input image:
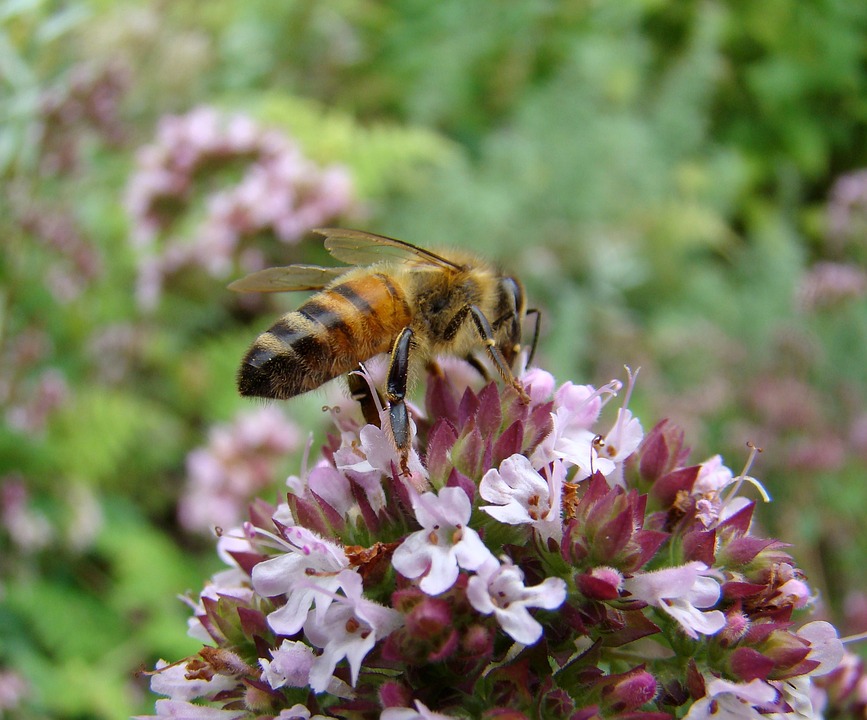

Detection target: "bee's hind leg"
[386, 327, 414, 476]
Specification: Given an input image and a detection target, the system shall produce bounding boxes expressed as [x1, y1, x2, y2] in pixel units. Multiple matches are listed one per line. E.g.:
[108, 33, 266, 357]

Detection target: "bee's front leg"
[386, 327, 414, 476]
[445, 305, 530, 404]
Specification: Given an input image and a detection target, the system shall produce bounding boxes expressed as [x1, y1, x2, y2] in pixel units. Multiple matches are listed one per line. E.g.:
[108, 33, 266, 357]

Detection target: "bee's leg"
[444, 305, 530, 403]
[524, 308, 541, 367]
[347, 364, 383, 427]
[488, 306, 541, 368]
[386, 327, 414, 475]
[463, 353, 492, 382]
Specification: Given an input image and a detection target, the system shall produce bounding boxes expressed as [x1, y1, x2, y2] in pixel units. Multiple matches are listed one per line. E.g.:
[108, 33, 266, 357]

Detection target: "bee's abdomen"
[237, 273, 412, 399]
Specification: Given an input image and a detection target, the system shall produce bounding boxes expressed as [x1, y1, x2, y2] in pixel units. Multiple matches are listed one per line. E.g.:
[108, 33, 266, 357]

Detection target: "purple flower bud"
[461, 623, 494, 659]
[719, 610, 750, 645]
[577, 566, 624, 601]
[405, 597, 453, 640]
[380, 681, 413, 709]
[758, 630, 814, 678]
[604, 668, 658, 713]
[634, 419, 687, 484]
[729, 647, 775, 682]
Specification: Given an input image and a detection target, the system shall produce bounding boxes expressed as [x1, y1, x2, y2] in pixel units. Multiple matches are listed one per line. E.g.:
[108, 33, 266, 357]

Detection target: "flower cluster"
[141, 362, 845, 719]
[826, 168, 867, 252]
[12, 198, 103, 303]
[125, 106, 357, 309]
[796, 261, 867, 312]
[0, 328, 69, 437]
[178, 407, 303, 535]
[38, 61, 129, 175]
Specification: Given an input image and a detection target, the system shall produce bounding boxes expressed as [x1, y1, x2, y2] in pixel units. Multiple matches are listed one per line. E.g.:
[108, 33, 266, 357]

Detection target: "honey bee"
[229, 228, 537, 474]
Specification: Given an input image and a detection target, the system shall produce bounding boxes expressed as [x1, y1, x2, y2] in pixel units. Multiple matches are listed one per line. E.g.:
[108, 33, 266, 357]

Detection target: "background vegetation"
[2, 1, 867, 717]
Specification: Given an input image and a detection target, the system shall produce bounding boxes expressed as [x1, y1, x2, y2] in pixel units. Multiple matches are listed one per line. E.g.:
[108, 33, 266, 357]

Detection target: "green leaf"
[47, 386, 184, 489]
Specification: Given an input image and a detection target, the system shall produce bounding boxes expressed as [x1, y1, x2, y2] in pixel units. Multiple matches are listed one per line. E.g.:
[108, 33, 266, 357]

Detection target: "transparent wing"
[227, 264, 348, 293]
[314, 227, 462, 270]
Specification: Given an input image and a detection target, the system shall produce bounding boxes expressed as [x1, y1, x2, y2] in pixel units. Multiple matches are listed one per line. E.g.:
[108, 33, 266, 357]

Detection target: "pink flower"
[274, 705, 338, 720]
[392, 487, 494, 595]
[797, 621, 844, 676]
[683, 678, 778, 720]
[479, 453, 564, 542]
[624, 561, 725, 639]
[259, 640, 315, 690]
[178, 407, 301, 534]
[125, 106, 356, 309]
[334, 421, 425, 512]
[251, 527, 349, 636]
[134, 699, 247, 719]
[381, 700, 459, 720]
[149, 660, 238, 702]
[467, 557, 567, 644]
[304, 570, 402, 692]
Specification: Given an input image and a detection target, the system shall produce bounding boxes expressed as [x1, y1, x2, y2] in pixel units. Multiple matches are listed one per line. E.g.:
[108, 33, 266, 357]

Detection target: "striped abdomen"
[237, 273, 412, 399]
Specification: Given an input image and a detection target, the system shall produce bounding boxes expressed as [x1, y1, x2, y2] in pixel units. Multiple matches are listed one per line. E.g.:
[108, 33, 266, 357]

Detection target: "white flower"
[261, 640, 352, 698]
[251, 526, 349, 636]
[694, 455, 734, 495]
[334, 422, 425, 512]
[554, 381, 609, 430]
[602, 407, 643, 462]
[392, 486, 495, 595]
[797, 621, 844, 676]
[693, 454, 771, 528]
[186, 531, 256, 642]
[288, 459, 354, 519]
[520, 367, 555, 404]
[767, 676, 820, 720]
[260, 640, 315, 689]
[467, 557, 567, 645]
[275, 704, 339, 720]
[380, 700, 459, 720]
[304, 570, 402, 692]
[623, 561, 725, 639]
[148, 660, 238, 702]
[684, 678, 779, 720]
[479, 454, 564, 542]
[134, 699, 247, 719]
[531, 412, 615, 480]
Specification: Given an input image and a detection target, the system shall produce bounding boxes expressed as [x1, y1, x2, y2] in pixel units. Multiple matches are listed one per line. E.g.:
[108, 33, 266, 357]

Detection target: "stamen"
[299, 432, 314, 482]
[580, 379, 624, 414]
[349, 361, 386, 416]
[721, 442, 771, 506]
[842, 630, 867, 644]
[619, 365, 640, 412]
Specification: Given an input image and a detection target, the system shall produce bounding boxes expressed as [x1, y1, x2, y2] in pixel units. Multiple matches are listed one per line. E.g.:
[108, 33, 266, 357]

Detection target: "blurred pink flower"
[125, 106, 357, 309]
[177, 407, 301, 533]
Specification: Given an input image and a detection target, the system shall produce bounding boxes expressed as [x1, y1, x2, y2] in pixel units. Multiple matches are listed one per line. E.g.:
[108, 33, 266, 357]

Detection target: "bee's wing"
[228, 264, 348, 293]
[314, 228, 462, 270]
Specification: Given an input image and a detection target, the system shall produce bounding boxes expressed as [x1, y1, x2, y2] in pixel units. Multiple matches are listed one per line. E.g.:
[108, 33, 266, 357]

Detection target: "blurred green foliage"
[2, 0, 867, 717]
